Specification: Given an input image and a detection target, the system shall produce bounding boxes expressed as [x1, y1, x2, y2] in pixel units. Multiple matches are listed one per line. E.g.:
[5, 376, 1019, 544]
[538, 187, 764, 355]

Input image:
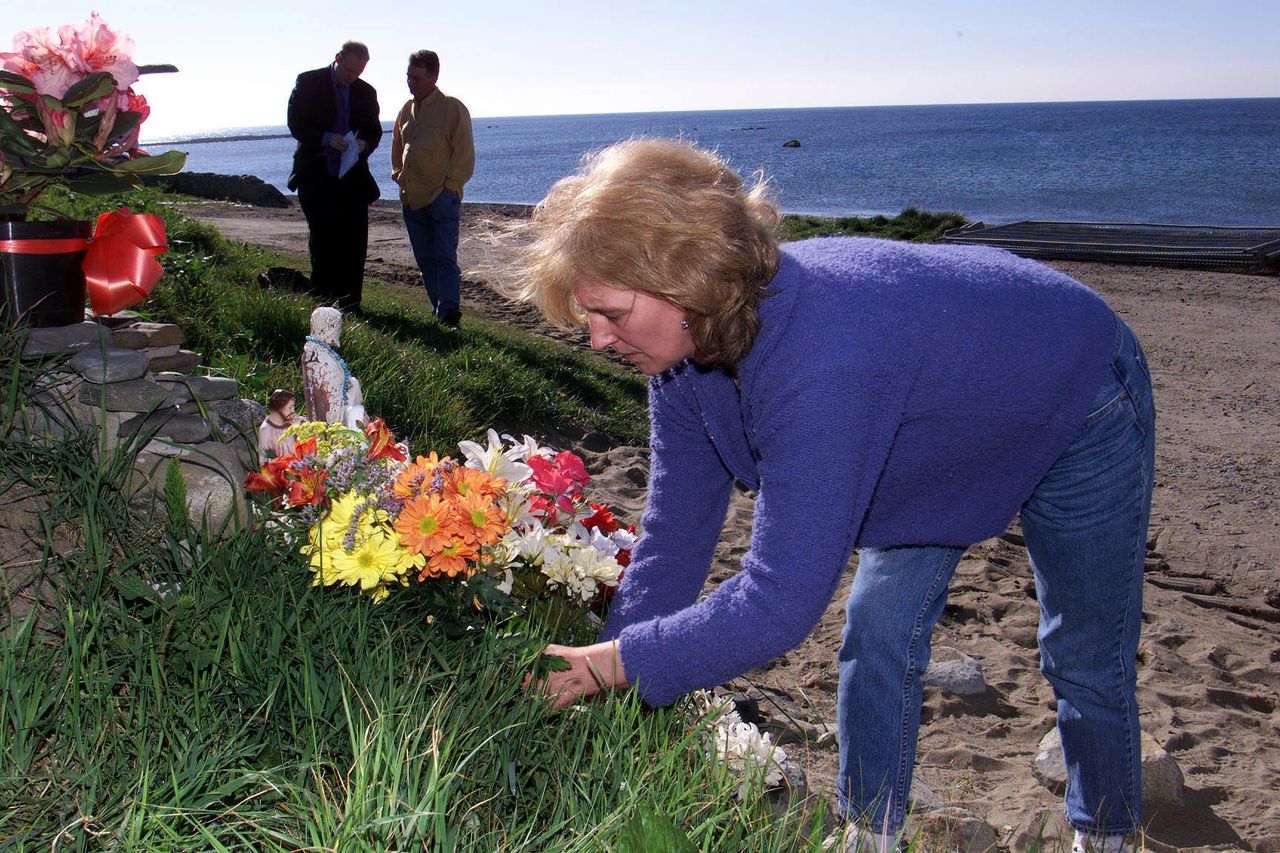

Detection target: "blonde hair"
[508, 138, 781, 367]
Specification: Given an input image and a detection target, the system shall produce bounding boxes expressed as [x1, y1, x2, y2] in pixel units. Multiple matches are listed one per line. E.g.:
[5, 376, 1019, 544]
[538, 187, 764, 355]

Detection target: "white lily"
[459, 429, 533, 484]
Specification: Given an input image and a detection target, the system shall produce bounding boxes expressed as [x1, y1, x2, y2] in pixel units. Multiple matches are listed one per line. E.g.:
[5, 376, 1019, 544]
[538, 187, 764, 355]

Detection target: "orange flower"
[244, 456, 290, 494]
[443, 465, 505, 500]
[395, 493, 456, 556]
[418, 539, 477, 581]
[454, 489, 509, 547]
[364, 418, 406, 462]
[393, 453, 442, 499]
[286, 466, 327, 507]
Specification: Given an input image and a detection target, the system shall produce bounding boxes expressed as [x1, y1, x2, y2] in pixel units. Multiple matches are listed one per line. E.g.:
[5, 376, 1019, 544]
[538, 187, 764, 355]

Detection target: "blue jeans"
[402, 190, 462, 318]
[837, 317, 1154, 837]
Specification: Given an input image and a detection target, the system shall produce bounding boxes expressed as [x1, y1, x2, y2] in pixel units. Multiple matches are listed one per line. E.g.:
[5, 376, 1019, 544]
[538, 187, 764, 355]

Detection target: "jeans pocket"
[1084, 383, 1128, 426]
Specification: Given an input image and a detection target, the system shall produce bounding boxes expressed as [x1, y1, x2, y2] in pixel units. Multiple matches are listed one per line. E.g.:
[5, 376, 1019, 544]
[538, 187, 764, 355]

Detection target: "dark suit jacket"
[287, 66, 383, 203]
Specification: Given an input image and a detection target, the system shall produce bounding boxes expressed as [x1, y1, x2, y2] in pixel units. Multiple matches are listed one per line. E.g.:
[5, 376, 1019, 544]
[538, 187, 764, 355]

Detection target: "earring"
[680, 319, 689, 330]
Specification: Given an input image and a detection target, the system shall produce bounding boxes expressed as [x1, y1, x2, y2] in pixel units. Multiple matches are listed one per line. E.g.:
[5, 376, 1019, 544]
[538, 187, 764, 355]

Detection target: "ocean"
[147, 99, 1280, 226]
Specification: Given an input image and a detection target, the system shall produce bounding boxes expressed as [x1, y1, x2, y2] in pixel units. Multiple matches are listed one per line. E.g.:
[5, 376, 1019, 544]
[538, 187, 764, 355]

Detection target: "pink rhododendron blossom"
[2, 14, 136, 99]
[74, 13, 138, 90]
[109, 89, 148, 150]
[36, 96, 74, 147]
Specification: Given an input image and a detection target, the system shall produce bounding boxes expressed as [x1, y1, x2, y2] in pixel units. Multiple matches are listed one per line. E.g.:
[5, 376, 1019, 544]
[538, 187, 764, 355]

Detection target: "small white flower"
[609, 528, 638, 551]
[459, 429, 533, 484]
[506, 432, 553, 462]
[503, 526, 549, 564]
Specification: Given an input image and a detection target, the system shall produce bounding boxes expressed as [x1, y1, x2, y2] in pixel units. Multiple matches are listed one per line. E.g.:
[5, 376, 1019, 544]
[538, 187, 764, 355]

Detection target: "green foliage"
[162, 457, 188, 541]
[780, 206, 968, 243]
[0, 193, 825, 849]
[0, 421, 821, 849]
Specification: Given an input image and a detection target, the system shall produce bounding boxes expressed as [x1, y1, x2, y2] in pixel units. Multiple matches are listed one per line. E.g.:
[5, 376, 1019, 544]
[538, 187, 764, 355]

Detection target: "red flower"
[582, 502, 619, 533]
[243, 456, 290, 495]
[293, 436, 318, 459]
[364, 418, 406, 462]
[528, 452, 590, 502]
[286, 467, 327, 507]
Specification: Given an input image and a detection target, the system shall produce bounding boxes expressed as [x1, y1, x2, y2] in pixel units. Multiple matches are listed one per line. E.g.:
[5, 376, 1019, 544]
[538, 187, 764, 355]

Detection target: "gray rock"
[146, 171, 290, 208]
[78, 378, 181, 412]
[1033, 728, 1184, 807]
[141, 438, 254, 482]
[92, 310, 144, 328]
[211, 397, 265, 443]
[909, 776, 944, 812]
[782, 138, 802, 148]
[914, 806, 1000, 852]
[110, 322, 185, 350]
[28, 370, 82, 408]
[21, 322, 110, 358]
[133, 451, 248, 537]
[147, 349, 201, 374]
[765, 756, 808, 822]
[119, 410, 211, 444]
[923, 646, 988, 695]
[68, 348, 149, 384]
[141, 344, 181, 359]
[69, 402, 132, 445]
[152, 375, 194, 402]
[185, 376, 239, 402]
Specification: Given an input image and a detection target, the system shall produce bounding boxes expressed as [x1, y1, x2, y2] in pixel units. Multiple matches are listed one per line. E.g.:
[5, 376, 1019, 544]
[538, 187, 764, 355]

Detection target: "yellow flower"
[327, 524, 420, 601]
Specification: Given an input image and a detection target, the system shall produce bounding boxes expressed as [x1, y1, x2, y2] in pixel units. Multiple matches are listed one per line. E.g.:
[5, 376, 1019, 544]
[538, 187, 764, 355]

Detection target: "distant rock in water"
[782, 139, 801, 148]
[145, 172, 291, 208]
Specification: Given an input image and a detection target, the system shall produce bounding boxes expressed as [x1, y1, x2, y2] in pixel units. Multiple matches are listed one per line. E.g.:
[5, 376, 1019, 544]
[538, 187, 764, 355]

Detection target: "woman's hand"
[525, 640, 629, 710]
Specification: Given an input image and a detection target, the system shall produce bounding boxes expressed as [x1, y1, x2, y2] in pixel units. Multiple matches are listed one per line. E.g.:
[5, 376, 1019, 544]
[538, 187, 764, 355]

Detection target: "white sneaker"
[822, 824, 904, 853]
[1072, 830, 1135, 853]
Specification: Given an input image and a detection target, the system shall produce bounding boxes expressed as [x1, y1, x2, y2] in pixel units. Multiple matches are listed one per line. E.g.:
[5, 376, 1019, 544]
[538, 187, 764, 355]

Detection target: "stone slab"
[78, 378, 182, 412]
[147, 349, 201, 374]
[68, 348, 149, 384]
[111, 322, 185, 350]
[119, 410, 211, 444]
[21, 322, 110, 358]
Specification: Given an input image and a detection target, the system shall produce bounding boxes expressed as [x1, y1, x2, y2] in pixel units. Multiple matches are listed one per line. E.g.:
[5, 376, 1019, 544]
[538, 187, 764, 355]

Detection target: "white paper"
[338, 131, 358, 178]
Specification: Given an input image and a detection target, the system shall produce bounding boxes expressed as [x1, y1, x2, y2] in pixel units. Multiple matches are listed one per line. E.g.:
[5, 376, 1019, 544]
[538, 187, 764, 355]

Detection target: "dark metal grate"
[940, 221, 1280, 272]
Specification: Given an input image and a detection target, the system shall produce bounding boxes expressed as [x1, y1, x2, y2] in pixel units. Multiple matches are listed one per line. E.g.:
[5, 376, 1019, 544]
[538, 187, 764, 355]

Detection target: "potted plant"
[0, 14, 187, 326]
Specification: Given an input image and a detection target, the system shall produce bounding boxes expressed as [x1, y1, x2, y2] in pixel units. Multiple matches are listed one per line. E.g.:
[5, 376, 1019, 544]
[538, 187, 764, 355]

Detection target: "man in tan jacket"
[390, 50, 475, 328]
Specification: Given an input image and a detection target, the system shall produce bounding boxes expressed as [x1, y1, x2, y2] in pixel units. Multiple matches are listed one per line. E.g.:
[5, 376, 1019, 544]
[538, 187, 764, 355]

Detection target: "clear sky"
[11, 1, 1280, 140]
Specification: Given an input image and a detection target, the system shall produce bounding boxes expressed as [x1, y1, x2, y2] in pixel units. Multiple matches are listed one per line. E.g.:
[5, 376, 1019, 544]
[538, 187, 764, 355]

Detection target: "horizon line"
[142, 94, 1280, 145]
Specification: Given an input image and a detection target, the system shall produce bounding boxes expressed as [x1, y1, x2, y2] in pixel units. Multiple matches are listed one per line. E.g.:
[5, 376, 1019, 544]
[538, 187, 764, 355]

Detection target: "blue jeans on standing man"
[837, 317, 1155, 840]
[403, 189, 462, 323]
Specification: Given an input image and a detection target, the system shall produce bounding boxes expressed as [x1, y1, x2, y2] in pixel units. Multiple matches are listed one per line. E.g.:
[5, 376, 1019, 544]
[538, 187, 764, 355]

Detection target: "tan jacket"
[390, 88, 475, 210]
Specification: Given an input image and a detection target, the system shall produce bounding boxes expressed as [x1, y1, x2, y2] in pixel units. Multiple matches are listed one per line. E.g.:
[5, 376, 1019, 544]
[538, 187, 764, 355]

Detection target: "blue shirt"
[600, 237, 1116, 706]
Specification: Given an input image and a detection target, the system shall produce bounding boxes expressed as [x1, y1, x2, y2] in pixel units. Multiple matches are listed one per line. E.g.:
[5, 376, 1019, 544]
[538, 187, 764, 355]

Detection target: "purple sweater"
[599, 237, 1117, 707]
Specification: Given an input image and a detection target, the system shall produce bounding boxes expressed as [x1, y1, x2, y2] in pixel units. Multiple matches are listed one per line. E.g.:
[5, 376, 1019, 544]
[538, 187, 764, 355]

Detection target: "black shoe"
[441, 309, 461, 328]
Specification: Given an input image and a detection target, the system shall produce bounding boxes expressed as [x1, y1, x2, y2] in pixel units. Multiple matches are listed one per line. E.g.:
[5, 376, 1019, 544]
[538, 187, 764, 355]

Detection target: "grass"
[779, 207, 968, 243]
[0, 189, 828, 850]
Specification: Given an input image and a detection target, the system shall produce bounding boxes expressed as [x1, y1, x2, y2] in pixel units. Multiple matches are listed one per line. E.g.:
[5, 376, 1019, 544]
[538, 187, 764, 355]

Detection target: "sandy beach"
[181, 198, 1280, 852]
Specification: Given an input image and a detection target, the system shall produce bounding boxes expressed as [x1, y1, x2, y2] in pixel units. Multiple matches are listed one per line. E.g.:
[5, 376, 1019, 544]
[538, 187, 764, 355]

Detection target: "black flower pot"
[0, 219, 92, 328]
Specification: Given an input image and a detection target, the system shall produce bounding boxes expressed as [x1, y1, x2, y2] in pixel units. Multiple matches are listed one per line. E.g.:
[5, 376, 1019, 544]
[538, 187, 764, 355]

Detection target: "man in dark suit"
[287, 41, 382, 312]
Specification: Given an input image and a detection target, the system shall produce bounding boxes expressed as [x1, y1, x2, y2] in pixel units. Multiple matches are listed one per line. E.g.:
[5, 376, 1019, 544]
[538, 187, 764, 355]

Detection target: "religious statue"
[301, 306, 366, 429]
[257, 388, 298, 462]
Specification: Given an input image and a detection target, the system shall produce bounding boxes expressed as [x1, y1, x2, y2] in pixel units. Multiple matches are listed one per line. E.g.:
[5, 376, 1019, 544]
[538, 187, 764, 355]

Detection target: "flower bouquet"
[245, 420, 635, 636]
[0, 13, 186, 220]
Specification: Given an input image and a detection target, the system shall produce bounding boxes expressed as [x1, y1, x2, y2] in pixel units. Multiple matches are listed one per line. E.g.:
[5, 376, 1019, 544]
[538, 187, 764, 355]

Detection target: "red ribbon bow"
[83, 207, 169, 316]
